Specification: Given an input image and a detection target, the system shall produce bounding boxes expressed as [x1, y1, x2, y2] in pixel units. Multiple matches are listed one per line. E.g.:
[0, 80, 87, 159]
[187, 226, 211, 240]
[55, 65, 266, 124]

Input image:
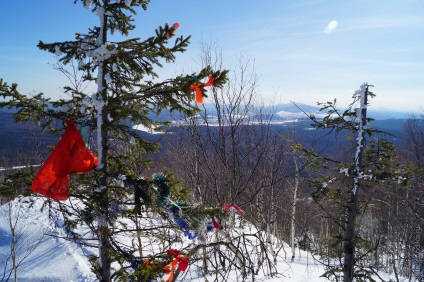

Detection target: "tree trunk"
[291, 155, 299, 261]
[8, 203, 17, 282]
[99, 228, 111, 282]
[97, 10, 111, 282]
[343, 185, 360, 281]
[343, 84, 369, 282]
[98, 91, 111, 282]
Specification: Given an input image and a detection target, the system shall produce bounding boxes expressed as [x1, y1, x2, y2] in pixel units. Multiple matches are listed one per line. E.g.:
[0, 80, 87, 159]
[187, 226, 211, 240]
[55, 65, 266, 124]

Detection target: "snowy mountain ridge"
[170, 103, 409, 125]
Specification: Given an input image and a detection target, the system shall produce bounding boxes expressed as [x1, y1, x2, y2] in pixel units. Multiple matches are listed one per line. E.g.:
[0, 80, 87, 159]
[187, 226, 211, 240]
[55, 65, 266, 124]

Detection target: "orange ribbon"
[163, 258, 178, 281]
[143, 259, 152, 269]
[131, 259, 151, 270]
[166, 22, 180, 39]
[163, 250, 190, 281]
[189, 75, 214, 104]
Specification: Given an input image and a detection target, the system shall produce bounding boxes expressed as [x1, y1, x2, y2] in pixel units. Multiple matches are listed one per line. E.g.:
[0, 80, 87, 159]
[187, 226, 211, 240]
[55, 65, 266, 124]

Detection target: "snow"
[54, 45, 62, 56]
[0, 197, 405, 281]
[172, 114, 304, 128]
[132, 124, 164, 135]
[0, 197, 97, 282]
[340, 167, 349, 176]
[87, 44, 117, 64]
[0, 165, 39, 172]
[352, 83, 368, 195]
[0, 197, 323, 282]
[94, 93, 105, 169]
[275, 110, 325, 120]
[84, 0, 93, 9]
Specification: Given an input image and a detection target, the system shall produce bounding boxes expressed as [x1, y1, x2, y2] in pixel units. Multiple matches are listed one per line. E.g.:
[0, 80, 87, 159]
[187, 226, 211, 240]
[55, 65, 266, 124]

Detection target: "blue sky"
[1, 0, 424, 112]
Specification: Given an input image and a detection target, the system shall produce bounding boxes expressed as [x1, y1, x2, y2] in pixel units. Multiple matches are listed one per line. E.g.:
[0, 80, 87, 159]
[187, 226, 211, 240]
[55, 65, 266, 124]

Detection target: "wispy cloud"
[0, 54, 48, 64]
[291, 0, 330, 9]
[340, 16, 424, 32]
[275, 53, 424, 68]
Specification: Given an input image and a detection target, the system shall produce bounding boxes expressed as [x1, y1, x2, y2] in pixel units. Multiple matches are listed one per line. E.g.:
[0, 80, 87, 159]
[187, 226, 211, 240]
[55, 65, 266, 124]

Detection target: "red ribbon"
[189, 75, 214, 104]
[163, 249, 190, 281]
[212, 217, 221, 229]
[223, 203, 245, 216]
[167, 249, 180, 257]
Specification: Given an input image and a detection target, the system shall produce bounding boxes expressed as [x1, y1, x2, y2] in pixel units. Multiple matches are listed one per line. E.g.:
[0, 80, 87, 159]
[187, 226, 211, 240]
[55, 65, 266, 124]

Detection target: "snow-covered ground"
[0, 197, 405, 281]
[0, 197, 95, 282]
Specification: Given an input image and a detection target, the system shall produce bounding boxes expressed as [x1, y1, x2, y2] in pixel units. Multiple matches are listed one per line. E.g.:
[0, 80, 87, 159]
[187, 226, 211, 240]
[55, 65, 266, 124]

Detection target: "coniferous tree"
[1, 1, 227, 281]
[291, 83, 411, 281]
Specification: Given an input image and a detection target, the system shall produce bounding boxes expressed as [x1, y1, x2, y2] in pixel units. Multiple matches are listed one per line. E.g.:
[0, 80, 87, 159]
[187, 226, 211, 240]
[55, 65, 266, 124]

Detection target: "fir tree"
[1, 1, 228, 281]
[291, 83, 411, 281]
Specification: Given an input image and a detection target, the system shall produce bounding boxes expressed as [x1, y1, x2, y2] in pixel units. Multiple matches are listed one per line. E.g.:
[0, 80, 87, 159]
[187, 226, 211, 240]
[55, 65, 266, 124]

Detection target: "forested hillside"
[0, 109, 407, 164]
[0, 112, 58, 165]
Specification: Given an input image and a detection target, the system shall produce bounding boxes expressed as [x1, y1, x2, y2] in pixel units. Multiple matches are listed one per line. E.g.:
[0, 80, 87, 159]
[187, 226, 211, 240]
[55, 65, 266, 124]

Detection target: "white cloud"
[324, 20, 338, 33]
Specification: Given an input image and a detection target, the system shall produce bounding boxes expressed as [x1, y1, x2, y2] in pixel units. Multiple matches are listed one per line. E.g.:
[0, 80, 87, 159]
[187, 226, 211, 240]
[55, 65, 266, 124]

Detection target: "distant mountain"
[368, 119, 405, 136]
[368, 108, 411, 120]
[138, 103, 412, 136]
[268, 103, 320, 113]
[0, 112, 57, 163]
[268, 103, 410, 120]
[0, 107, 18, 114]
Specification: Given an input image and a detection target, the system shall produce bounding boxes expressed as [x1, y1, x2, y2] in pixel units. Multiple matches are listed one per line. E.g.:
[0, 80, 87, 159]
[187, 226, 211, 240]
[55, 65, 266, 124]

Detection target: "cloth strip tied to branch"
[163, 249, 190, 281]
[31, 119, 98, 201]
[166, 22, 180, 39]
[189, 75, 214, 104]
[223, 203, 245, 216]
